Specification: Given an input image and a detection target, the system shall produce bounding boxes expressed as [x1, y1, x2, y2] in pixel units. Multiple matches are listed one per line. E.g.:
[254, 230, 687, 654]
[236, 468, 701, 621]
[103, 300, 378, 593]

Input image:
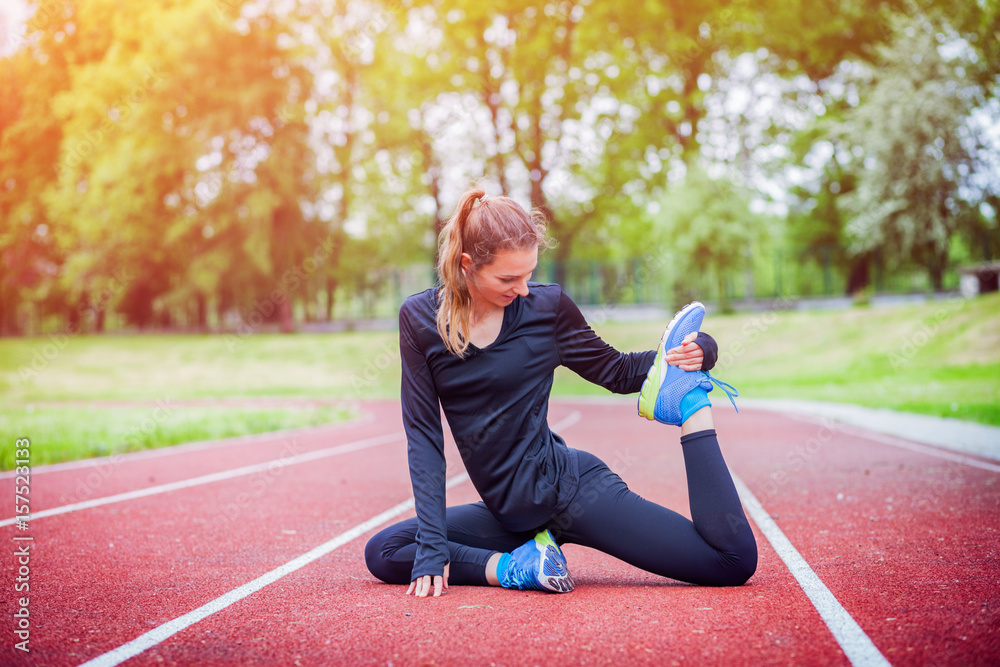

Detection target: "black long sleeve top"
[398, 283, 717, 581]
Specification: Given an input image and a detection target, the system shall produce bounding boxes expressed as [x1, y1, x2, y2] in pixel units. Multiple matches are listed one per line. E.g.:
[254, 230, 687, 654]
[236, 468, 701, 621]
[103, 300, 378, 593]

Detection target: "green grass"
[0, 330, 380, 469]
[1, 292, 997, 469]
[0, 331, 400, 402]
[0, 405, 355, 470]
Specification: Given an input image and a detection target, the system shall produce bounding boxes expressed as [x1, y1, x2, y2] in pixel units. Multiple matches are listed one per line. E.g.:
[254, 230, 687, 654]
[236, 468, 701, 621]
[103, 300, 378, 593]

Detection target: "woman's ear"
[460, 252, 472, 277]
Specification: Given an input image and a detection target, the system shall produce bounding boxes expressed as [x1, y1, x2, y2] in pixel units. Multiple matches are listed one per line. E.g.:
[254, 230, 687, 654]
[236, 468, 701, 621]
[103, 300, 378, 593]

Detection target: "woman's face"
[463, 245, 538, 310]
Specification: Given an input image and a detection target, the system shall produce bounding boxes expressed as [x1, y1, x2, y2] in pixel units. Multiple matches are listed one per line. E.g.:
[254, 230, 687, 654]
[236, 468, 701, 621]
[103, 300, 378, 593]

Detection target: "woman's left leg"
[552, 429, 757, 587]
[365, 502, 535, 586]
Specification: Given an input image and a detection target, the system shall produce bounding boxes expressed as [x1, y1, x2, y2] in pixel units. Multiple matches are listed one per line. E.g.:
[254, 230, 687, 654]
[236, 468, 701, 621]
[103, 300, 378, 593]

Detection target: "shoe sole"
[638, 301, 705, 421]
[534, 530, 575, 593]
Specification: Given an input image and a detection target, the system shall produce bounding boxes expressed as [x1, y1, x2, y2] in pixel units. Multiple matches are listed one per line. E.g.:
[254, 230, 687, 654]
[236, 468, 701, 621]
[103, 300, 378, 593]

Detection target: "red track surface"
[2, 400, 997, 666]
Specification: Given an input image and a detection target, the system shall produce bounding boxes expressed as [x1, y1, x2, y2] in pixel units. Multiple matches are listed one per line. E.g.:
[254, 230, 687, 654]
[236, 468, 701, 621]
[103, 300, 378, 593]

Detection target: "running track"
[2, 400, 998, 665]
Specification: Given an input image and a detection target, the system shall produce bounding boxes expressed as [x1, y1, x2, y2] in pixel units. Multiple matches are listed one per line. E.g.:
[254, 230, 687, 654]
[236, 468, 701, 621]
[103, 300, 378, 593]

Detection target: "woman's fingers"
[408, 570, 449, 598]
[666, 333, 705, 370]
[666, 344, 704, 362]
[407, 575, 428, 597]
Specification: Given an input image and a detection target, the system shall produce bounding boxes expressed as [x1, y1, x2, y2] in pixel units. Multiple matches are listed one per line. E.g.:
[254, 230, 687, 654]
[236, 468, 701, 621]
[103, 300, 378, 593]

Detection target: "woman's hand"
[665, 331, 705, 371]
[406, 562, 450, 598]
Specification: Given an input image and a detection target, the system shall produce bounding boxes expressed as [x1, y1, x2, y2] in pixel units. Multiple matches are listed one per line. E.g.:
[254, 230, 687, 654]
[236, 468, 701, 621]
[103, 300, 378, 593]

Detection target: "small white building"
[958, 261, 1000, 298]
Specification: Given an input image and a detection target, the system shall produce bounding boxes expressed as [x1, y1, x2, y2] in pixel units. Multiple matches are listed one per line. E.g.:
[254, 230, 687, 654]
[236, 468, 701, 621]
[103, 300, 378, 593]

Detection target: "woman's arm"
[555, 291, 717, 392]
[554, 291, 655, 393]
[399, 300, 450, 595]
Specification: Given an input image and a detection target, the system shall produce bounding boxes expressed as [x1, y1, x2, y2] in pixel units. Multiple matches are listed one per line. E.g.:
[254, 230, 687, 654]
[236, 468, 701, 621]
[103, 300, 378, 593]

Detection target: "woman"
[365, 188, 756, 597]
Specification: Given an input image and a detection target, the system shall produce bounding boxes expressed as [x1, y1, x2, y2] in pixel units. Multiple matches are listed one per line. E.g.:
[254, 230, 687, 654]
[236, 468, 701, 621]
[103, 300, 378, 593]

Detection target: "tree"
[6, 0, 988, 335]
[658, 168, 768, 312]
[1, 0, 314, 332]
[0, 1, 80, 335]
[839, 15, 988, 290]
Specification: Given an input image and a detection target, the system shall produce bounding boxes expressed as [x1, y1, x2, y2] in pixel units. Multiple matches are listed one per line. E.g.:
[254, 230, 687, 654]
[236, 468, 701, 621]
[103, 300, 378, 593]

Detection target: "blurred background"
[1, 0, 998, 332]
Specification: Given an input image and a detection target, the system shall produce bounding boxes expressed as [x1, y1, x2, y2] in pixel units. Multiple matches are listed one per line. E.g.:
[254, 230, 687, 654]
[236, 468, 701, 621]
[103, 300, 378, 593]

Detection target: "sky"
[0, 0, 29, 57]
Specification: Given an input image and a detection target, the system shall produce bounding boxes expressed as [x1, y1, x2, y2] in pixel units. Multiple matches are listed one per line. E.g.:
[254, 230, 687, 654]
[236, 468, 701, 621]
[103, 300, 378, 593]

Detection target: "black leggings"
[365, 429, 757, 587]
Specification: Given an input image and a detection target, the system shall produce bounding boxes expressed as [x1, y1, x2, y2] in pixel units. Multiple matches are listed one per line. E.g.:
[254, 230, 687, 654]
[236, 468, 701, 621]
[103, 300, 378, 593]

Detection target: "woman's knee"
[363, 533, 387, 581]
[728, 550, 758, 586]
[364, 524, 413, 585]
[717, 538, 758, 586]
[736, 533, 759, 584]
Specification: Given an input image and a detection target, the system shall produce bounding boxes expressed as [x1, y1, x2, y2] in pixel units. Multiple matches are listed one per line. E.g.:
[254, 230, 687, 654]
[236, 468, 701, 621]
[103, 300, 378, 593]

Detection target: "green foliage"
[657, 169, 771, 311]
[839, 15, 986, 290]
[1, 0, 997, 336]
[0, 404, 355, 469]
[2, 0, 315, 333]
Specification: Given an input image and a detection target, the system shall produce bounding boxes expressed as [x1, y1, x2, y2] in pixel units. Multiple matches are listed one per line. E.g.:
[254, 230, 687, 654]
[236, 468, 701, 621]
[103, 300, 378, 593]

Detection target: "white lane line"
[0, 432, 402, 527]
[77, 471, 471, 667]
[732, 474, 891, 667]
[554, 409, 582, 431]
[74, 410, 583, 667]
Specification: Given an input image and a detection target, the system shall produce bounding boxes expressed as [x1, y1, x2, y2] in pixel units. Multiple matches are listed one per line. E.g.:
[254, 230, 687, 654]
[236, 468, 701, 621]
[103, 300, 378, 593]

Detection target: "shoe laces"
[701, 371, 740, 413]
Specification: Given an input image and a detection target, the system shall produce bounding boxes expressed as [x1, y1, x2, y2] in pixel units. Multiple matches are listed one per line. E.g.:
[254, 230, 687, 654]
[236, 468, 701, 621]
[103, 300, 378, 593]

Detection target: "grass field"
[1, 292, 997, 469]
[0, 405, 354, 469]
[562, 292, 1000, 426]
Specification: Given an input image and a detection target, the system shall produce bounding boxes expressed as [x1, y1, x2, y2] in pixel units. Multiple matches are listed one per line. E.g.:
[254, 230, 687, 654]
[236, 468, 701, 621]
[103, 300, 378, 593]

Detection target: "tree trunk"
[553, 255, 567, 288]
[717, 272, 732, 314]
[216, 297, 227, 331]
[279, 299, 294, 333]
[846, 254, 871, 295]
[0, 278, 20, 336]
[325, 276, 335, 321]
[925, 244, 948, 292]
[420, 137, 444, 240]
[928, 260, 946, 292]
[484, 87, 508, 193]
[267, 197, 300, 334]
[196, 292, 208, 330]
[67, 302, 81, 335]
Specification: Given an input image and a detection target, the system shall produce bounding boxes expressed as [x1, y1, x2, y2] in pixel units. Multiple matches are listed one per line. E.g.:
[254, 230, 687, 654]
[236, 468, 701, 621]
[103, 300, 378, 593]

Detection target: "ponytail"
[436, 189, 484, 357]
[435, 188, 549, 357]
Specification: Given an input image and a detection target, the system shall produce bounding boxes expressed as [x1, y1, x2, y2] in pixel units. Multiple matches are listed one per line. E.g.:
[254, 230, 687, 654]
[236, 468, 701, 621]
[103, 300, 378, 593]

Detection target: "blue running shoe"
[500, 529, 575, 593]
[638, 301, 740, 426]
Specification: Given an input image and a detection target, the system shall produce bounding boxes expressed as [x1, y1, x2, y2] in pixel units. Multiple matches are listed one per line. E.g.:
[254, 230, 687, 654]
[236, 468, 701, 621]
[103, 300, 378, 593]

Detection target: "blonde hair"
[436, 188, 549, 357]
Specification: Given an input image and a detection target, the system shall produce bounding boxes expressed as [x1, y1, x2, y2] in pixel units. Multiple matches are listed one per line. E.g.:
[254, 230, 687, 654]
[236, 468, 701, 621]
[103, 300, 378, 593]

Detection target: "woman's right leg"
[364, 502, 533, 586]
[555, 428, 757, 587]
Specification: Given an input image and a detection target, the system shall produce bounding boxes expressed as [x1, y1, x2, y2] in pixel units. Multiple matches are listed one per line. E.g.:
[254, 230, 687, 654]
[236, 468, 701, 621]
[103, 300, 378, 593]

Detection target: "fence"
[534, 247, 963, 309]
[333, 247, 966, 322]
[4, 248, 972, 336]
